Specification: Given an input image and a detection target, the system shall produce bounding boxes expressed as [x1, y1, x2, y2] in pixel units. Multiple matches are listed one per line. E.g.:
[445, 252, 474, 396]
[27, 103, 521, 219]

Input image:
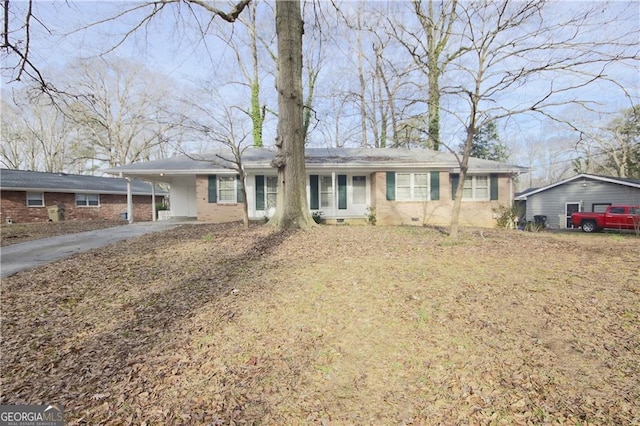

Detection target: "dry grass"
[1, 220, 125, 246]
[1, 223, 638, 425]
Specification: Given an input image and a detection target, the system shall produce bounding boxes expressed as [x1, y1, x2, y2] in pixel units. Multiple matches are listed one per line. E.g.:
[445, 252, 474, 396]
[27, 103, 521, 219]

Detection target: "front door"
[566, 202, 580, 228]
[350, 176, 368, 216]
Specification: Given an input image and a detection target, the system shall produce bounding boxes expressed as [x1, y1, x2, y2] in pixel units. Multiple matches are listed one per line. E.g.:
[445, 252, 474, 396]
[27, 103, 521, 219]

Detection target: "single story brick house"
[0, 169, 166, 224]
[104, 147, 528, 227]
[515, 173, 640, 229]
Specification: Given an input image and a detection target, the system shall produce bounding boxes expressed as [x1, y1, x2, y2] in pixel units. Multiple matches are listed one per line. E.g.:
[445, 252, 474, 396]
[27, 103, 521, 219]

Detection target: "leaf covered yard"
[1, 224, 638, 424]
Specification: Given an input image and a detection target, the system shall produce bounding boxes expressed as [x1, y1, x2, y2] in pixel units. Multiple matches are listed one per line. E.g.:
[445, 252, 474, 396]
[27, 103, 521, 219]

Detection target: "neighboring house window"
[462, 175, 490, 200]
[76, 193, 99, 207]
[396, 173, 429, 201]
[218, 176, 236, 203]
[26, 192, 44, 207]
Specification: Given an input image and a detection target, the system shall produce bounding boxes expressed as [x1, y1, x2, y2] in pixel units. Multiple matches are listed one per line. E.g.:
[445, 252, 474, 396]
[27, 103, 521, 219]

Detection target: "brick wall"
[372, 172, 510, 228]
[195, 175, 245, 223]
[0, 190, 160, 223]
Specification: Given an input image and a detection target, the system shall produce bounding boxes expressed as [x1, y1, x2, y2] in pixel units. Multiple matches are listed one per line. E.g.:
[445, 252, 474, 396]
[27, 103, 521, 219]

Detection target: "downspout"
[510, 173, 514, 206]
[126, 178, 133, 224]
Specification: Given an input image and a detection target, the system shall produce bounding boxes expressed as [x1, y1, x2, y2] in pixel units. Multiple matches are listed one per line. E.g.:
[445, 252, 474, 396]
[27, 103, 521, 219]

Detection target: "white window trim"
[265, 176, 278, 209]
[26, 192, 44, 207]
[320, 175, 334, 209]
[462, 175, 490, 201]
[351, 175, 368, 205]
[396, 172, 430, 201]
[76, 193, 100, 207]
[217, 175, 237, 204]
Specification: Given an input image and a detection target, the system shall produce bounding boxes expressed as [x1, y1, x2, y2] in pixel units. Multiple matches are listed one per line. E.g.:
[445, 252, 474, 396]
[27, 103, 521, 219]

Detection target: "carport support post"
[151, 183, 156, 222]
[126, 178, 133, 224]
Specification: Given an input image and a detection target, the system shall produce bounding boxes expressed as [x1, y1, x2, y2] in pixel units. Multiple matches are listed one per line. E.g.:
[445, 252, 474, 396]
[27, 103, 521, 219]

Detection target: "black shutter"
[310, 175, 319, 210]
[255, 175, 265, 210]
[490, 174, 499, 200]
[236, 175, 244, 203]
[451, 174, 459, 200]
[386, 172, 395, 201]
[208, 175, 217, 203]
[338, 175, 347, 209]
[430, 171, 440, 201]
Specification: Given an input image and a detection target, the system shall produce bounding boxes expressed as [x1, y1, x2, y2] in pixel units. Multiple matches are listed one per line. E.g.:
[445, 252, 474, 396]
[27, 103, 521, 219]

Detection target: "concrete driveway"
[1, 221, 181, 278]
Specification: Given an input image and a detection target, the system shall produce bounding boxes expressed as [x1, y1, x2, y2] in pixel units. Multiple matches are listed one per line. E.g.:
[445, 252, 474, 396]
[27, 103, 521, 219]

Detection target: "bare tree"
[0, 87, 83, 172]
[268, 0, 314, 228]
[181, 90, 253, 228]
[214, 0, 275, 147]
[390, 0, 460, 150]
[444, 0, 639, 238]
[0, 97, 35, 169]
[1, 0, 52, 90]
[60, 57, 184, 168]
[575, 106, 640, 178]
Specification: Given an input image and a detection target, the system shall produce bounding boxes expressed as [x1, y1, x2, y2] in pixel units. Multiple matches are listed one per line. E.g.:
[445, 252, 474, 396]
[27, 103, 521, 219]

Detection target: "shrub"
[312, 211, 324, 224]
[495, 203, 522, 229]
[365, 207, 377, 226]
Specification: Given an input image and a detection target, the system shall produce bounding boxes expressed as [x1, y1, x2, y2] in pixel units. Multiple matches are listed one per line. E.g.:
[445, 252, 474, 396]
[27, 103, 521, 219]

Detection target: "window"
[218, 176, 236, 203]
[592, 203, 611, 213]
[255, 175, 276, 210]
[26, 192, 44, 207]
[396, 173, 429, 201]
[76, 193, 99, 207]
[609, 207, 625, 214]
[266, 176, 278, 209]
[320, 176, 333, 208]
[352, 176, 367, 204]
[462, 175, 490, 200]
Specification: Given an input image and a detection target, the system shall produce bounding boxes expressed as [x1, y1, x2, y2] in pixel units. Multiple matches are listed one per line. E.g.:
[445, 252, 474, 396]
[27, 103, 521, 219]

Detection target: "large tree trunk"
[268, 0, 314, 229]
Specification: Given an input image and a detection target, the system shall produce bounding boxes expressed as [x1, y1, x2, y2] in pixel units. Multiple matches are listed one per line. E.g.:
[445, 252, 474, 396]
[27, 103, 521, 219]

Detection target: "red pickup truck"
[571, 205, 640, 233]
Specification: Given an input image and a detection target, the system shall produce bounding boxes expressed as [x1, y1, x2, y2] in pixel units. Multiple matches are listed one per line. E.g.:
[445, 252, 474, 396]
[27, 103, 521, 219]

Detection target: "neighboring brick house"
[0, 169, 166, 224]
[105, 147, 528, 228]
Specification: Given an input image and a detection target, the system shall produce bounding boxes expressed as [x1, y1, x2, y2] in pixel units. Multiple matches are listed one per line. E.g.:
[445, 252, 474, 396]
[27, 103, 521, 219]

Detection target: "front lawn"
[1, 224, 638, 424]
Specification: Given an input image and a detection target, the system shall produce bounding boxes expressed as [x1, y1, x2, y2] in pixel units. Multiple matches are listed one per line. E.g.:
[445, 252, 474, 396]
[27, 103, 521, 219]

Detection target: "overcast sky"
[3, 0, 639, 182]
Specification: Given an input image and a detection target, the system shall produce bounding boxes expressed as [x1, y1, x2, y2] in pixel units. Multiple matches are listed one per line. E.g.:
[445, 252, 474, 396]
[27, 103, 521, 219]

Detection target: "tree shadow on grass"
[0, 223, 294, 422]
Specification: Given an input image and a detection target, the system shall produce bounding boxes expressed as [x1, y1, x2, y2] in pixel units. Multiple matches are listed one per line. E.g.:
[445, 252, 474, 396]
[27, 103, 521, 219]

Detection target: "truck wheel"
[582, 220, 598, 233]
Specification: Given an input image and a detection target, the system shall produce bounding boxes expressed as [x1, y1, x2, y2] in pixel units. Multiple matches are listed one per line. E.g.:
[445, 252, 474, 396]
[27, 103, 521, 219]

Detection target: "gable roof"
[514, 173, 640, 200]
[103, 147, 529, 178]
[0, 169, 166, 195]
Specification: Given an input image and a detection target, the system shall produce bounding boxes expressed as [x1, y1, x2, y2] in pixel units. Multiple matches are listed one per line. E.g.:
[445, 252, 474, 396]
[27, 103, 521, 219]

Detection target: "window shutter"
[338, 175, 347, 209]
[236, 175, 244, 203]
[430, 171, 440, 201]
[208, 175, 217, 203]
[490, 173, 499, 200]
[310, 175, 319, 210]
[451, 174, 459, 200]
[255, 175, 265, 210]
[386, 172, 396, 201]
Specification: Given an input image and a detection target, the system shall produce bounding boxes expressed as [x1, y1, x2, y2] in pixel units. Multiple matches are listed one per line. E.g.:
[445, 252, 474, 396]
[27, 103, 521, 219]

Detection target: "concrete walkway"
[1, 221, 181, 278]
